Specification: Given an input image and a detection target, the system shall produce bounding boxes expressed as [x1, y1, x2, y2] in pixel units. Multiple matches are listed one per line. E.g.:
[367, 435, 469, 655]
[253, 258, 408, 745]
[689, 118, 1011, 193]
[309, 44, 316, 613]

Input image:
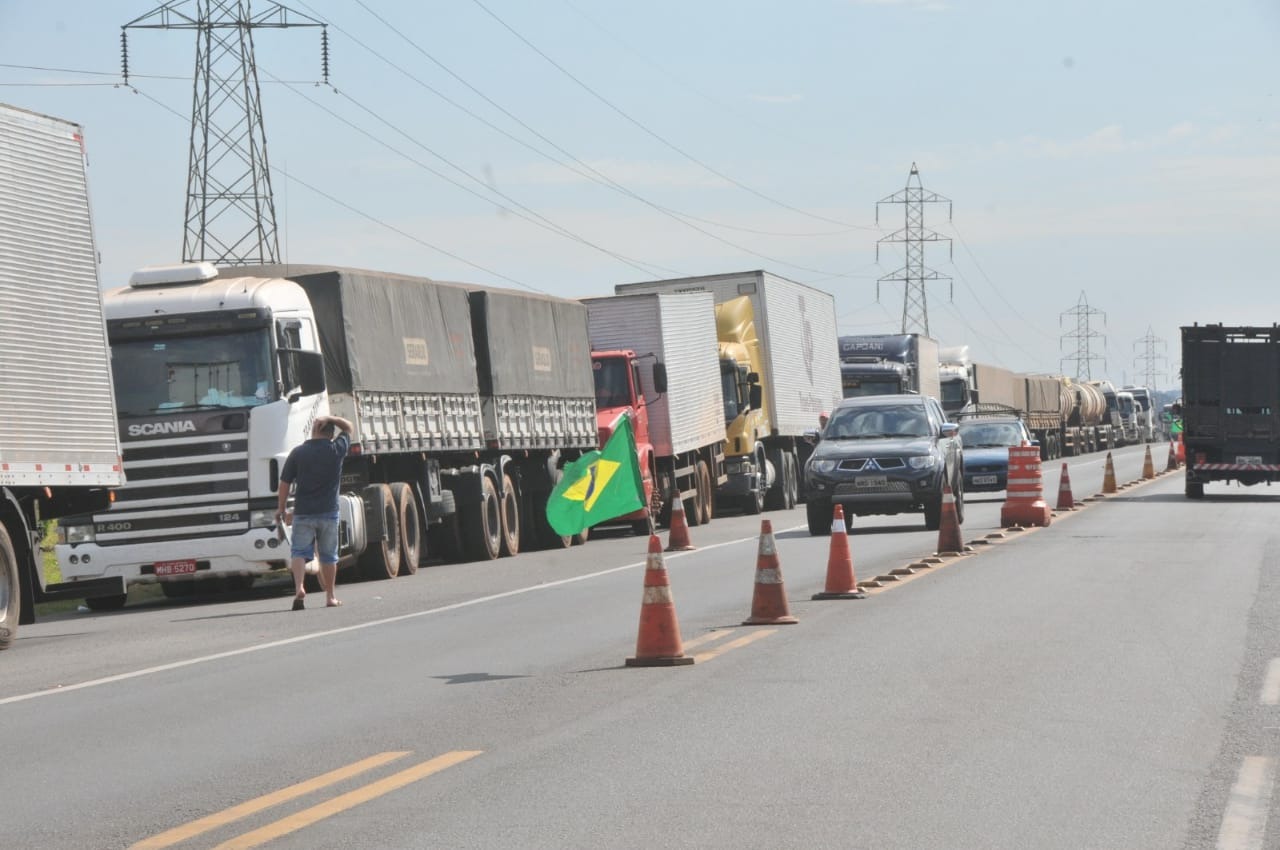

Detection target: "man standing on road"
[276, 414, 355, 610]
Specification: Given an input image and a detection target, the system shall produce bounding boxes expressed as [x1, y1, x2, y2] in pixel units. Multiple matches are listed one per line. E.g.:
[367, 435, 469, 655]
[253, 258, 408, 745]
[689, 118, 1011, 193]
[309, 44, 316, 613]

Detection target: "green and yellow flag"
[546, 412, 645, 536]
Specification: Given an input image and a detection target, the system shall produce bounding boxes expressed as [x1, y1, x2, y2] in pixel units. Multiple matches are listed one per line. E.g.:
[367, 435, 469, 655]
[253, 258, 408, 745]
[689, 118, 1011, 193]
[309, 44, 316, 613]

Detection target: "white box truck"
[615, 270, 843, 514]
[0, 104, 125, 646]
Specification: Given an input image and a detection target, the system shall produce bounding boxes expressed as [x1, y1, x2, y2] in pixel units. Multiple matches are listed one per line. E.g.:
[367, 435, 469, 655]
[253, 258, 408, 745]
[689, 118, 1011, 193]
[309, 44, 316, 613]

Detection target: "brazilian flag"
[546, 413, 645, 536]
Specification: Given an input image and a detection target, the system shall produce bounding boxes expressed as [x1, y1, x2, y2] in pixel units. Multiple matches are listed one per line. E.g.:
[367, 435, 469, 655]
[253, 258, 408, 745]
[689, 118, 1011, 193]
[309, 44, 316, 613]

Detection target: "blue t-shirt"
[281, 433, 350, 516]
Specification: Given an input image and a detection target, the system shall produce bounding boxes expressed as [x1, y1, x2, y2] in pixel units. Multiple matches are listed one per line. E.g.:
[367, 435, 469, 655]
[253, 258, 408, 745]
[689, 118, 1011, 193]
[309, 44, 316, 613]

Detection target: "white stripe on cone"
[642, 586, 673, 604]
[755, 568, 782, 585]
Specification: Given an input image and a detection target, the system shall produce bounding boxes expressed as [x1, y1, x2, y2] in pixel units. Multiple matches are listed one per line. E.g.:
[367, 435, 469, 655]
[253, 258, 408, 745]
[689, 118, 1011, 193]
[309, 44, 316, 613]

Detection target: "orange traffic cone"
[1102, 452, 1117, 494]
[626, 535, 694, 667]
[813, 505, 864, 600]
[1142, 445, 1155, 480]
[1165, 441, 1178, 472]
[936, 478, 964, 554]
[665, 491, 695, 552]
[1056, 462, 1075, 510]
[743, 519, 798, 625]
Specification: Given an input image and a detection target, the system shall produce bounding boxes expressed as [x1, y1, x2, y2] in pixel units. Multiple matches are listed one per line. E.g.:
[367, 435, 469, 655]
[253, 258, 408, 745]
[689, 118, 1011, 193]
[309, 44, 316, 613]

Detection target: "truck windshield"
[593, 358, 632, 410]
[111, 330, 275, 416]
[842, 378, 900, 398]
[940, 379, 968, 408]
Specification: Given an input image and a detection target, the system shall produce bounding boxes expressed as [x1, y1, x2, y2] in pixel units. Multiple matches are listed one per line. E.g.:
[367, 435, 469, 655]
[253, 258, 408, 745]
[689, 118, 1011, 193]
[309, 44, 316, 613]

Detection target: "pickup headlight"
[908, 455, 938, 469]
[811, 459, 838, 474]
[58, 524, 96, 544]
[250, 509, 279, 528]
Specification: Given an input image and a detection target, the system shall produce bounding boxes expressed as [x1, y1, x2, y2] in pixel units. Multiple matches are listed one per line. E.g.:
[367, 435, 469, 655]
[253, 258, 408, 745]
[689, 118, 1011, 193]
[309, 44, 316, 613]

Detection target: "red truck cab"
[592, 350, 657, 531]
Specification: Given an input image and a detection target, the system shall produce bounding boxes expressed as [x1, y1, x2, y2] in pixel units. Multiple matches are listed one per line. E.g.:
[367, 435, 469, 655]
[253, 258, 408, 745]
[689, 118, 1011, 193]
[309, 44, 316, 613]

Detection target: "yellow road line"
[681, 628, 738, 651]
[131, 751, 411, 849]
[692, 629, 776, 663]
[211, 750, 483, 850]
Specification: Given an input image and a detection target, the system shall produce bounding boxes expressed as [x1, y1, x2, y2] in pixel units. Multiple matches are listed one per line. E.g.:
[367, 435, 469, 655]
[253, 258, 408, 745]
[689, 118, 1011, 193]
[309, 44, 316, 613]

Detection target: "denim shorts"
[290, 513, 340, 564]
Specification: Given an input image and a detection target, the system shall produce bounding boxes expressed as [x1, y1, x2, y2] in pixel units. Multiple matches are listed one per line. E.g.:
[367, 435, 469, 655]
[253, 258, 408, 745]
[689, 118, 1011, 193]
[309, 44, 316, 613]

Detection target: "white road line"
[1261, 659, 1280, 706]
[1, 525, 805, 707]
[1217, 756, 1276, 850]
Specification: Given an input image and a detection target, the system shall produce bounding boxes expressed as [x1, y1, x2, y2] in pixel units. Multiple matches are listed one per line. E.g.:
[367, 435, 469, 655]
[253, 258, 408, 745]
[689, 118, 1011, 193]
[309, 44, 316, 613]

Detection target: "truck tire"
[784, 453, 799, 509]
[683, 478, 703, 527]
[806, 499, 832, 536]
[499, 473, 520, 557]
[85, 593, 128, 612]
[763, 450, 786, 511]
[696, 460, 713, 525]
[463, 474, 502, 561]
[1186, 473, 1204, 500]
[358, 483, 401, 580]
[390, 483, 421, 575]
[0, 524, 19, 650]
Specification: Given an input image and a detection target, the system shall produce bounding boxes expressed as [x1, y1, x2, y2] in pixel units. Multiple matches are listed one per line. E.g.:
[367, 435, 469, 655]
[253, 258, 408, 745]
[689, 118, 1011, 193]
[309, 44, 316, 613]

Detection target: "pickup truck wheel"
[498, 474, 520, 557]
[924, 497, 942, 531]
[0, 525, 19, 650]
[358, 483, 401, 579]
[391, 483, 421, 575]
[806, 499, 832, 536]
[462, 475, 502, 561]
[85, 593, 128, 612]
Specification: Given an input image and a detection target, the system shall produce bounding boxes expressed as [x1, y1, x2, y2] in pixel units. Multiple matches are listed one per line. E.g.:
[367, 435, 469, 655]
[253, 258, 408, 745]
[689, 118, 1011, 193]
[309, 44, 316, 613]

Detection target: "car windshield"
[825, 404, 930, 439]
[958, 422, 1025, 448]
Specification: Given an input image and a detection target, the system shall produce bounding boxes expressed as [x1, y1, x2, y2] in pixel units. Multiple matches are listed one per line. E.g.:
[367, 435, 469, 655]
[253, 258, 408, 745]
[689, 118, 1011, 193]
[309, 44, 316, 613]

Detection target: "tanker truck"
[616, 271, 842, 515]
[584, 291, 726, 530]
[1, 103, 126, 645]
[54, 263, 597, 602]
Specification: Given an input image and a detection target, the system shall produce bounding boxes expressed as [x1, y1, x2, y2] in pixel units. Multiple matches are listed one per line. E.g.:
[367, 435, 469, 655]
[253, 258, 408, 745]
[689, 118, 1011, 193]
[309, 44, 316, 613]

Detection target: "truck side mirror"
[652, 362, 668, 395]
[749, 383, 763, 410]
[746, 371, 760, 384]
[296, 351, 326, 400]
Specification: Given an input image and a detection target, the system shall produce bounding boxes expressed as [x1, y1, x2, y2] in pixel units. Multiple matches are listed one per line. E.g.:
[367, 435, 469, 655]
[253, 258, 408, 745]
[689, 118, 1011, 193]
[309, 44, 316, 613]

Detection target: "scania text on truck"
[838, 333, 941, 401]
[584, 291, 726, 529]
[1181, 324, 1280, 499]
[55, 263, 597, 601]
[615, 270, 842, 515]
[0, 103, 126, 645]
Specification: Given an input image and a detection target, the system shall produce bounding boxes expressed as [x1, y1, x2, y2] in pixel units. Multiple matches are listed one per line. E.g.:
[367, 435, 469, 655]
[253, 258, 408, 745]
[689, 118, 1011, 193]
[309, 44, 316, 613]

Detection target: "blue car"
[957, 416, 1033, 492]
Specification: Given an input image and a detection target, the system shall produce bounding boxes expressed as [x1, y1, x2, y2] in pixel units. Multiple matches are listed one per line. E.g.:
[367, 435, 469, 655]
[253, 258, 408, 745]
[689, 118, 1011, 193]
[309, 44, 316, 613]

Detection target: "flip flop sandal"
[292, 596, 305, 611]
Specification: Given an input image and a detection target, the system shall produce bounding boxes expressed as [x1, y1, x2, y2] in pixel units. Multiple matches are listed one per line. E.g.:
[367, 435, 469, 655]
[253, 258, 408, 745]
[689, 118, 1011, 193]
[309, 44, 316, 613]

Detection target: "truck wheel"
[742, 480, 764, 516]
[0, 524, 19, 650]
[696, 460, 713, 525]
[499, 474, 520, 557]
[806, 499, 832, 536]
[784, 453, 799, 509]
[632, 518, 653, 537]
[390, 483, 421, 575]
[85, 593, 128, 612]
[358, 483, 401, 580]
[683, 479, 703, 527]
[924, 497, 942, 531]
[764, 450, 787, 511]
[1186, 474, 1204, 500]
[463, 475, 502, 561]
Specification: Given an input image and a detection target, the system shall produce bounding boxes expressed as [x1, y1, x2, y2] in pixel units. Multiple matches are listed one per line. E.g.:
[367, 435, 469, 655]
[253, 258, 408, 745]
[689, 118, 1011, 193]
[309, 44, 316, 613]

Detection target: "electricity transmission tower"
[121, 0, 328, 266]
[1133, 326, 1167, 390]
[1060, 291, 1106, 380]
[875, 163, 952, 336]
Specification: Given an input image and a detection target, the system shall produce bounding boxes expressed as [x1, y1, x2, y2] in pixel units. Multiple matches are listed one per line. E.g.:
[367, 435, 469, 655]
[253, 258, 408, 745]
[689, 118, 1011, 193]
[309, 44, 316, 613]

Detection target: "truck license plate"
[973, 475, 999, 485]
[1237, 455, 1263, 465]
[856, 475, 887, 489]
[154, 559, 198, 577]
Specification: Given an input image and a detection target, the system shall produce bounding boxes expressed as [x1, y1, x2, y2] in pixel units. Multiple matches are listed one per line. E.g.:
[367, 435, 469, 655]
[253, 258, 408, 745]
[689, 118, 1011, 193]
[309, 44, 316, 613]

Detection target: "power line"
[126, 84, 543, 293]
[468, 0, 860, 231]
[943, 220, 1059, 342]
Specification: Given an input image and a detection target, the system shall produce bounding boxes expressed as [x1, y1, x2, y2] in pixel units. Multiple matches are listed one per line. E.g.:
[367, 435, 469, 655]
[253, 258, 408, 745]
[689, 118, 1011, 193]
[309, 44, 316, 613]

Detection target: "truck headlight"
[58, 524, 96, 544]
[250, 509, 279, 528]
[908, 455, 938, 469]
[811, 459, 837, 474]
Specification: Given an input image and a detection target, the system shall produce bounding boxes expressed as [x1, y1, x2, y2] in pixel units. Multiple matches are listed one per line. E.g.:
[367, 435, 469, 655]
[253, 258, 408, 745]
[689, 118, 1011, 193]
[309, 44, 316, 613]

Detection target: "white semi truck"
[0, 104, 125, 646]
[55, 263, 597, 601]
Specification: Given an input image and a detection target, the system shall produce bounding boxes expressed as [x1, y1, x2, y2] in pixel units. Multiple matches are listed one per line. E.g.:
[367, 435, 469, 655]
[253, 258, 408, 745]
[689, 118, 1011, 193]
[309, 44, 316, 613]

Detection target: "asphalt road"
[9, 442, 1277, 849]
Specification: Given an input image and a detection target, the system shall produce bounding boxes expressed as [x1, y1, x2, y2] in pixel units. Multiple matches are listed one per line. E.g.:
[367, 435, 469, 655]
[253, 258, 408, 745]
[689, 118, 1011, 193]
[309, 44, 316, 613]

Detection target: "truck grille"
[838, 457, 906, 471]
[92, 433, 250, 545]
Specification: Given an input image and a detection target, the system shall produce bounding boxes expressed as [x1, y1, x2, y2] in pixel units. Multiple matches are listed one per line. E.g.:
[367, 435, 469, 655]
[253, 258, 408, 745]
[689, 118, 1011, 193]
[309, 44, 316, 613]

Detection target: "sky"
[2, 0, 1277, 392]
